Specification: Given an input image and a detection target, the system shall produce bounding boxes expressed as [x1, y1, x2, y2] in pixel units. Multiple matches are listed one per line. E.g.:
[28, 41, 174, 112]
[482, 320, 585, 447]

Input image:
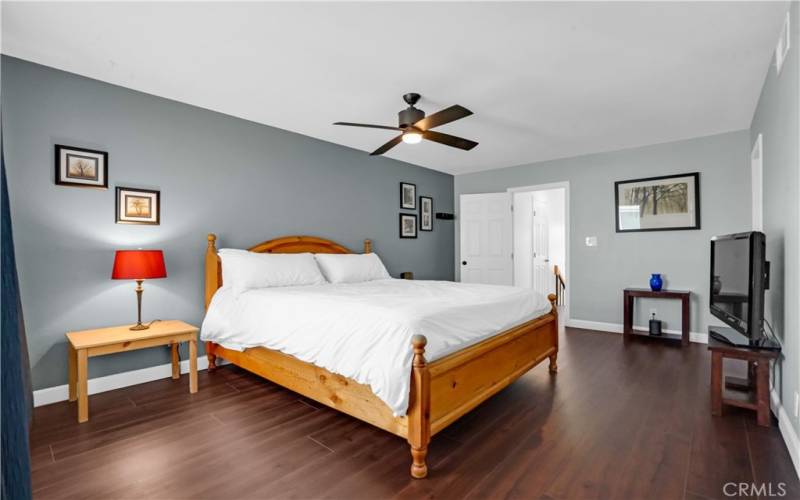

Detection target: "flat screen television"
[709, 231, 775, 348]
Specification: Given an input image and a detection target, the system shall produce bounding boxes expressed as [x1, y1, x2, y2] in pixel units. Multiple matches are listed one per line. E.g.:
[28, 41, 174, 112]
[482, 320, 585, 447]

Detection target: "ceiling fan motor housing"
[398, 107, 425, 129]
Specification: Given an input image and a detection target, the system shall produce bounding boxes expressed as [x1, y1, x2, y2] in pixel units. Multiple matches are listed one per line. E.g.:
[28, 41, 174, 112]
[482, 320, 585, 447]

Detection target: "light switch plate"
[585, 236, 598, 247]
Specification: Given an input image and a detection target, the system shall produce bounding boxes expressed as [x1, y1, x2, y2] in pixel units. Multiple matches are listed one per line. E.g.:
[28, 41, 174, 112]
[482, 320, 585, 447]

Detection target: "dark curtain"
[1, 131, 33, 500]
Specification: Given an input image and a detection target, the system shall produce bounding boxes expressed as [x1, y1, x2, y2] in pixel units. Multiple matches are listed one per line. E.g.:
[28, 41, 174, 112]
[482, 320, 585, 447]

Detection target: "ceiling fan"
[334, 93, 478, 156]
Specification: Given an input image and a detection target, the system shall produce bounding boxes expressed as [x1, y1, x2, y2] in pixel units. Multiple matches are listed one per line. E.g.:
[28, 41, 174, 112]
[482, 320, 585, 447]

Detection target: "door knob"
[461, 261, 467, 266]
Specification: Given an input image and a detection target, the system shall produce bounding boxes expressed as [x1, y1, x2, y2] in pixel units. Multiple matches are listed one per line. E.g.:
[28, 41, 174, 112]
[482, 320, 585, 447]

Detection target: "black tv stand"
[708, 326, 781, 351]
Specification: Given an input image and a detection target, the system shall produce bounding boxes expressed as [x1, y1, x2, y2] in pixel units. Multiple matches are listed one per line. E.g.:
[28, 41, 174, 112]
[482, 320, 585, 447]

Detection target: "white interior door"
[532, 198, 551, 296]
[459, 193, 513, 285]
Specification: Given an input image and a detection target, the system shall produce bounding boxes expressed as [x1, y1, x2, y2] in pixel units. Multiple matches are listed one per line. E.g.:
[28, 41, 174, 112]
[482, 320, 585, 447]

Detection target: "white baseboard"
[565, 319, 623, 333]
[771, 389, 800, 480]
[564, 318, 708, 344]
[33, 355, 220, 407]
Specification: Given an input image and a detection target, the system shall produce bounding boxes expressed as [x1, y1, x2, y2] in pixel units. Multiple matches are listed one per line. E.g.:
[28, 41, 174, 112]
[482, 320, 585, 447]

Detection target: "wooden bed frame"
[204, 234, 558, 478]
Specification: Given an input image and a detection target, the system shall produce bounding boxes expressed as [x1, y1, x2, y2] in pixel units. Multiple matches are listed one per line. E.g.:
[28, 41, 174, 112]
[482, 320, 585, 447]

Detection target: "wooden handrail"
[554, 265, 566, 288]
[554, 265, 566, 306]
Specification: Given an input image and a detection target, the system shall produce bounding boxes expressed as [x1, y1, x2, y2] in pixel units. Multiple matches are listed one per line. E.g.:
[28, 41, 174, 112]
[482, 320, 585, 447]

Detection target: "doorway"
[509, 182, 569, 311]
[458, 182, 569, 313]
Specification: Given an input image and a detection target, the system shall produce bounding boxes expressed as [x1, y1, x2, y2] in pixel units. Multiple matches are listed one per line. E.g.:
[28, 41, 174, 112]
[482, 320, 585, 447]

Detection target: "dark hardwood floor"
[30, 327, 799, 499]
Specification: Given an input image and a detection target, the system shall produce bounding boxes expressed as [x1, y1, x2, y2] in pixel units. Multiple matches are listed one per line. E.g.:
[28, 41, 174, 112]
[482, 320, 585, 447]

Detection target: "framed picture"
[400, 182, 417, 209]
[419, 196, 433, 231]
[399, 213, 418, 239]
[54, 145, 108, 189]
[116, 187, 160, 225]
[614, 172, 700, 232]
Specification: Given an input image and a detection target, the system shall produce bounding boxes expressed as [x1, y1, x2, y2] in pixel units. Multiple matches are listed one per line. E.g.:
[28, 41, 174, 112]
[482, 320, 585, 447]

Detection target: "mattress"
[201, 278, 551, 415]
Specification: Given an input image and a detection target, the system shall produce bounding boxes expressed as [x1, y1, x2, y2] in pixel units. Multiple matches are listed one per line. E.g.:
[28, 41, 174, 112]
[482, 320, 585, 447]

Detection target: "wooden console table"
[623, 288, 691, 346]
[708, 337, 779, 427]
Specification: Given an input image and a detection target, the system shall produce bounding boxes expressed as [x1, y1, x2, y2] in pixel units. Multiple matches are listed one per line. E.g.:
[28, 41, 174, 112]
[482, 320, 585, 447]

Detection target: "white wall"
[749, 1, 800, 443]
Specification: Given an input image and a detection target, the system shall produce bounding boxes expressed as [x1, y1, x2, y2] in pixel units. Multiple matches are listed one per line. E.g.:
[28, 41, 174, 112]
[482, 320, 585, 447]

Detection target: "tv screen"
[710, 231, 766, 340]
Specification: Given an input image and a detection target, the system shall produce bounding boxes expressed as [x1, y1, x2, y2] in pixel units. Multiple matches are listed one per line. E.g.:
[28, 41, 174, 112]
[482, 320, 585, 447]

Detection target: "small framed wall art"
[116, 187, 160, 225]
[400, 182, 417, 209]
[399, 213, 418, 239]
[54, 144, 108, 189]
[419, 196, 433, 231]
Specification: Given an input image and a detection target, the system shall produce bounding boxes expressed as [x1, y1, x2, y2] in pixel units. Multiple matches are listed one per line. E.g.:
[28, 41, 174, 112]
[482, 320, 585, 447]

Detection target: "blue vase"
[649, 273, 663, 292]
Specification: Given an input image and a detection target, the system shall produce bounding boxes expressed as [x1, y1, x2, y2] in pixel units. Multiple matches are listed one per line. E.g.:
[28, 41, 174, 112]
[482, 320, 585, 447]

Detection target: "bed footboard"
[204, 296, 559, 479]
[404, 294, 558, 477]
[425, 294, 558, 436]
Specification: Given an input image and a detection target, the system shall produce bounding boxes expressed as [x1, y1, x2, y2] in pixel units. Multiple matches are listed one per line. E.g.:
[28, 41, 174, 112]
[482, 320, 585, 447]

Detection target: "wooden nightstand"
[66, 320, 199, 423]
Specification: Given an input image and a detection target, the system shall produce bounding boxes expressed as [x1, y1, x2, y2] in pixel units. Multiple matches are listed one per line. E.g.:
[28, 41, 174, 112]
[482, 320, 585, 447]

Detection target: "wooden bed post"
[547, 293, 558, 373]
[363, 239, 372, 254]
[205, 233, 220, 371]
[407, 334, 431, 479]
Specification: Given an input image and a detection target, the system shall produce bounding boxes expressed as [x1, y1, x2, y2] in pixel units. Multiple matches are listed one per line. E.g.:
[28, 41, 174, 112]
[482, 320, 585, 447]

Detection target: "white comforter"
[201, 279, 550, 416]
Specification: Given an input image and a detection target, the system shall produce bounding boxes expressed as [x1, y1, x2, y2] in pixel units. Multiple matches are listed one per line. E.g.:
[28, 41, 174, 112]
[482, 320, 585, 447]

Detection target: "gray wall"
[1, 56, 455, 390]
[750, 1, 799, 434]
[455, 130, 752, 334]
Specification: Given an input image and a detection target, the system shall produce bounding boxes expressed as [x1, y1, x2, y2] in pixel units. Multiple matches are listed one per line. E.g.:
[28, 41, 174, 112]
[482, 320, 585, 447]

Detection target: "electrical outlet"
[794, 392, 799, 419]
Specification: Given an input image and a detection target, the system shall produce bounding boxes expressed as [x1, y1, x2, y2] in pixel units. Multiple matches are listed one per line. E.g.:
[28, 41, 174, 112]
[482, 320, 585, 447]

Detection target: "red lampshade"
[112, 250, 167, 280]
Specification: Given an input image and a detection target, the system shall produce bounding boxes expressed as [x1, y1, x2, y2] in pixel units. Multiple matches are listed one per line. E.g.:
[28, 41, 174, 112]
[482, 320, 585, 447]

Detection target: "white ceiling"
[1, 1, 789, 174]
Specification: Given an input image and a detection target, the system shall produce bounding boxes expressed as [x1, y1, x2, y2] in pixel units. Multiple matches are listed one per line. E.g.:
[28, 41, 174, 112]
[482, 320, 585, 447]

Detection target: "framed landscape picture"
[419, 196, 433, 231]
[54, 145, 108, 189]
[399, 213, 418, 239]
[116, 187, 160, 225]
[614, 172, 700, 232]
[400, 182, 417, 209]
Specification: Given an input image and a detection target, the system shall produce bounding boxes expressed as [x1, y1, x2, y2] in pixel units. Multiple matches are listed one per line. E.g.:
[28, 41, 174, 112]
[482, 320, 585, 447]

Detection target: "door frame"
[751, 133, 763, 231]
[507, 181, 570, 321]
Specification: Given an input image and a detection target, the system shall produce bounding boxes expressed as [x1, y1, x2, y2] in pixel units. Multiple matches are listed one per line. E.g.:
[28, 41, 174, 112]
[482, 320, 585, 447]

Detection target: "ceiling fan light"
[402, 131, 423, 144]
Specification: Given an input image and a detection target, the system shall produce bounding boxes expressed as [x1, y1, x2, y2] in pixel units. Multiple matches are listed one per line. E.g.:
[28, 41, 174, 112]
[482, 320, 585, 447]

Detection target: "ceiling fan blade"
[334, 122, 402, 131]
[370, 135, 403, 156]
[423, 130, 478, 151]
[413, 105, 473, 131]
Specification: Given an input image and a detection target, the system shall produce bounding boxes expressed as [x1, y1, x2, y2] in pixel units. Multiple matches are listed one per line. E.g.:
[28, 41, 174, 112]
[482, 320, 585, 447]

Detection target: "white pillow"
[314, 253, 391, 284]
[218, 249, 326, 293]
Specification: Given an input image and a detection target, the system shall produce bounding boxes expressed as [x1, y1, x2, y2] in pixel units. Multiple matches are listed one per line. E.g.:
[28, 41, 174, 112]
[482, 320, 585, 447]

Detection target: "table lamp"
[112, 250, 167, 330]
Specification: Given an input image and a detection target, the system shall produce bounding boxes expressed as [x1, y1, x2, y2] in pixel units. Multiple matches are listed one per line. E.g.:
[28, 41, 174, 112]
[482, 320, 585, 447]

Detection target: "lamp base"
[130, 280, 149, 331]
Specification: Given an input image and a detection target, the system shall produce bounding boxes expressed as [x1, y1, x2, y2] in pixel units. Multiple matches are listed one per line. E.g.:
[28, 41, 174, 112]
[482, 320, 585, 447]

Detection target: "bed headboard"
[204, 234, 373, 309]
